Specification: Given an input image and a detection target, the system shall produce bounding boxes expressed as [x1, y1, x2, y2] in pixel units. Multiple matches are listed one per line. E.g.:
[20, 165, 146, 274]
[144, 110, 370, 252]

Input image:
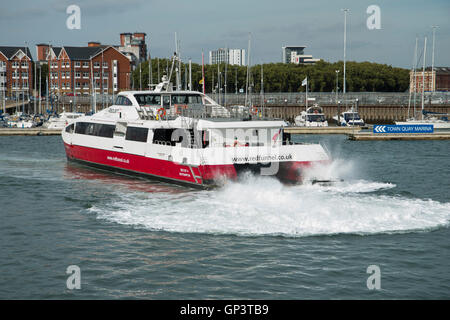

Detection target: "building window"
[94, 72, 100, 79]
[94, 62, 100, 68]
[83, 72, 89, 78]
[83, 61, 89, 68]
[75, 72, 81, 78]
[21, 62, 28, 68]
[12, 61, 19, 68]
[75, 61, 81, 67]
[102, 62, 108, 68]
[22, 72, 28, 79]
[66, 72, 70, 78]
[103, 72, 109, 78]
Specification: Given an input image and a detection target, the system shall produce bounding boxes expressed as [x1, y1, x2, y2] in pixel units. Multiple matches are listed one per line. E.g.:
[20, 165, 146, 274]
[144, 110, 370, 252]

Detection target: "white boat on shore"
[396, 109, 450, 129]
[295, 104, 328, 127]
[333, 110, 365, 127]
[43, 112, 85, 130]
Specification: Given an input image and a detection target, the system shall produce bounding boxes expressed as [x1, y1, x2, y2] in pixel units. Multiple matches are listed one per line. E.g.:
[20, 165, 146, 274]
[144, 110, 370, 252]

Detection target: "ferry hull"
[64, 143, 318, 188]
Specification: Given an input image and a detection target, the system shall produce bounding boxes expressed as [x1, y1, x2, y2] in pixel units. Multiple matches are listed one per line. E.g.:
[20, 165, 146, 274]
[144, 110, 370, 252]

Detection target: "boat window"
[171, 94, 202, 105]
[75, 122, 88, 134]
[152, 128, 176, 146]
[126, 127, 149, 143]
[115, 96, 133, 106]
[65, 123, 75, 133]
[134, 94, 161, 106]
[162, 95, 170, 108]
[282, 131, 291, 145]
[188, 95, 202, 104]
[306, 115, 326, 122]
[97, 124, 115, 138]
[74, 122, 115, 138]
[172, 95, 189, 104]
[344, 113, 360, 121]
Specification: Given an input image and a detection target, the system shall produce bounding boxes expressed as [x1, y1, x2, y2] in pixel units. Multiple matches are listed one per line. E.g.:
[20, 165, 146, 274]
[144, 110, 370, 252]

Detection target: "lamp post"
[341, 8, 349, 100]
[335, 70, 340, 104]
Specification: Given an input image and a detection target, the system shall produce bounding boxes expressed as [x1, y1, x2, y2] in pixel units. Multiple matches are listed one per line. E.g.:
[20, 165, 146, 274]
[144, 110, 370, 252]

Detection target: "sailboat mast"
[245, 33, 251, 108]
[413, 38, 418, 118]
[421, 37, 427, 120]
[430, 26, 438, 93]
[408, 37, 418, 119]
[224, 46, 228, 107]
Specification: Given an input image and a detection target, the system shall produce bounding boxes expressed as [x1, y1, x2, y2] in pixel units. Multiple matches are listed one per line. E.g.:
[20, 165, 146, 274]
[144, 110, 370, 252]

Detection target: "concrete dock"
[348, 131, 450, 141]
[0, 128, 62, 136]
[285, 126, 362, 134]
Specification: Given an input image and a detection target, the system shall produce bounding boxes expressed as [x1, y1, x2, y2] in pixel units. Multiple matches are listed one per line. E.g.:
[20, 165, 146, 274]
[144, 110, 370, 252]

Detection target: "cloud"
[0, 7, 49, 21]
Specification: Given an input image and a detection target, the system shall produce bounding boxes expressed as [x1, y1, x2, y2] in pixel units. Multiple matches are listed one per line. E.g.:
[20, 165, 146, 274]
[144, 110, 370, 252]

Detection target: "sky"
[0, 0, 449, 68]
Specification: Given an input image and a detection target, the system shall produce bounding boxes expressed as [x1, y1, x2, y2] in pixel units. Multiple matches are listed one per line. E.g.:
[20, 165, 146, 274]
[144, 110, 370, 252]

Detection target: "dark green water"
[0, 135, 449, 299]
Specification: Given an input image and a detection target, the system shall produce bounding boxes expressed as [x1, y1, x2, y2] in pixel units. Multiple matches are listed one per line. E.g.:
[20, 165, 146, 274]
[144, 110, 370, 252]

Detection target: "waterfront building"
[36, 43, 131, 97]
[209, 48, 246, 66]
[0, 46, 34, 98]
[409, 67, 450, 92]
[282, 45, 319, 65]
[118, 32, 148, 65]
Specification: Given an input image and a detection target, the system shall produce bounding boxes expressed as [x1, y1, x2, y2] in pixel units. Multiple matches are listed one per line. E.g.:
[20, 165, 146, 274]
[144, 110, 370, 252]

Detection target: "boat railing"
[136, 102, 277, 121]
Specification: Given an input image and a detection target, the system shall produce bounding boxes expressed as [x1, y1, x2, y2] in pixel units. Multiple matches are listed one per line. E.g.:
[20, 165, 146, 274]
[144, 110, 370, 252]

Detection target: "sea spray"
[88, 174, 450, 237]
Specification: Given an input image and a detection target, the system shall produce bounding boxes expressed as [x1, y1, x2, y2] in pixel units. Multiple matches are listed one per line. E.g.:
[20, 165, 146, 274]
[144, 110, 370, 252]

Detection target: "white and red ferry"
[62, 78, 330, 188]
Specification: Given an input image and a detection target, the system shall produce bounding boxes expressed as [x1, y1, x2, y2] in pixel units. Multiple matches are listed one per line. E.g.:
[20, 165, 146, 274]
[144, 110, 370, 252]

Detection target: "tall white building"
[209, 48, 246, 66]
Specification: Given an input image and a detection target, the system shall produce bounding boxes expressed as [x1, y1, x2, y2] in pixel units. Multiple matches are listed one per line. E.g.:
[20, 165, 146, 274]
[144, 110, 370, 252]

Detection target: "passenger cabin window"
[65, 123, 74, 133]
[152, 128, 176, 146]
[74, 122, 115, 138]
[162, 96, 170, 108]
[125, 127, 149, 143]
[115, 96, 133, 106]
[134, 94, 161, 106]
[171, 94, 203, 105]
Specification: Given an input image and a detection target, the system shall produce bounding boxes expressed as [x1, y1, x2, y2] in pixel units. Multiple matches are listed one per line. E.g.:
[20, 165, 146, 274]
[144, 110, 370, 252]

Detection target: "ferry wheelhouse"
[62, 78, 330, 188]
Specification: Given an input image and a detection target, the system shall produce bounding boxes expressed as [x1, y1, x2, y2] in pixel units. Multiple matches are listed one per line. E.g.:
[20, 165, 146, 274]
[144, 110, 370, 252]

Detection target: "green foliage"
[132, 59, 410, 93]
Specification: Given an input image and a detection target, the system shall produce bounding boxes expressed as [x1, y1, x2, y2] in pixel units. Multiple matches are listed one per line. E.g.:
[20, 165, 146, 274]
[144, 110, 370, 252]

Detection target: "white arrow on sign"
[374, 126, 386, 133]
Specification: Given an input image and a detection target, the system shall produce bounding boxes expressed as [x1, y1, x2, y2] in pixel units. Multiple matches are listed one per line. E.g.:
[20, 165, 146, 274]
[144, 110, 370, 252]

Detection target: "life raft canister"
[174, 104, 188, 115]
[157, 107, 166, 117]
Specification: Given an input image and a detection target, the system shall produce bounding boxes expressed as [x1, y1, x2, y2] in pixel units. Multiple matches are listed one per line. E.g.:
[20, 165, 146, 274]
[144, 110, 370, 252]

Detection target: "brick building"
[0, 46, 34, 97]
[36, 43, 131, 96]
[118, 32, 147, 66]
[410, 67, 450, 92]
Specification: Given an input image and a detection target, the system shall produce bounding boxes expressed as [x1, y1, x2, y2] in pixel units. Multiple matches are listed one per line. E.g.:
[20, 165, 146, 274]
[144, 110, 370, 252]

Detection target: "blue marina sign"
[373, 124, 434, 134]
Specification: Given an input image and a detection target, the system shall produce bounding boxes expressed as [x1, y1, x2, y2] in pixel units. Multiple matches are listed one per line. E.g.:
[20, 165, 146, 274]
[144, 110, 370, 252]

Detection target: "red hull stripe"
[64, 143, 237, 186]
[64, 143, 324, 185]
